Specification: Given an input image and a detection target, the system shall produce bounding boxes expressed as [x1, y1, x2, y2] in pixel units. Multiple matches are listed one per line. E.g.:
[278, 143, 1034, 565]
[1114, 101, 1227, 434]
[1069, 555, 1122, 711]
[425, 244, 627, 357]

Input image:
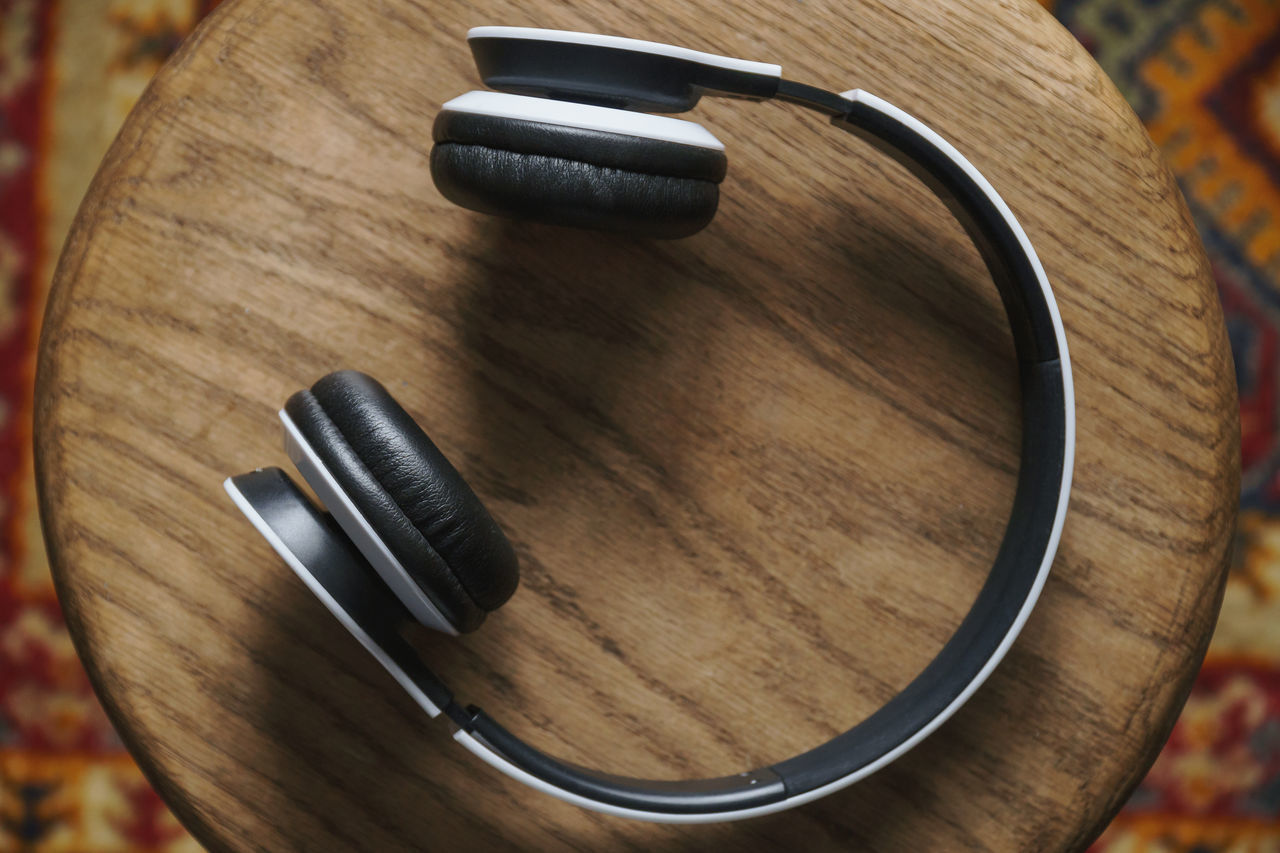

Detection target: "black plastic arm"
[443, 82, 1070, 815]
[778, 79, 1061, 363]
[457, 706, 788, 813]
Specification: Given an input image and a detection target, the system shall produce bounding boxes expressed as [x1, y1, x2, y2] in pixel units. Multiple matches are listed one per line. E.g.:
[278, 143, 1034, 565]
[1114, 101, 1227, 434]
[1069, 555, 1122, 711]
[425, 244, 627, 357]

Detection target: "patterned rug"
[0, 0, 1275, 849]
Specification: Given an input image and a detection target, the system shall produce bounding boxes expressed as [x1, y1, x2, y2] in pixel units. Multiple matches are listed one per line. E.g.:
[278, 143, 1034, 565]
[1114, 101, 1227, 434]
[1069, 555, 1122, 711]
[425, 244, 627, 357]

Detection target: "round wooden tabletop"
[35, 0, 1239, 849]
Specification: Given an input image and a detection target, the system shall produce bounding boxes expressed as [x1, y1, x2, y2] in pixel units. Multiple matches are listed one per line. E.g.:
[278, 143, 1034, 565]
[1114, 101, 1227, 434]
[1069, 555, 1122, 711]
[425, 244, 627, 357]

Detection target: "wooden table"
[34, 0, 1239, 849]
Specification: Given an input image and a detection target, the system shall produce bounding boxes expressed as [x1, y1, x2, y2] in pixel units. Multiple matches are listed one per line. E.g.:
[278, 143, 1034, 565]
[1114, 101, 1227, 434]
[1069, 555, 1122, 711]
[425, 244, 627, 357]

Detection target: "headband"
[225, 27, 1074, 823]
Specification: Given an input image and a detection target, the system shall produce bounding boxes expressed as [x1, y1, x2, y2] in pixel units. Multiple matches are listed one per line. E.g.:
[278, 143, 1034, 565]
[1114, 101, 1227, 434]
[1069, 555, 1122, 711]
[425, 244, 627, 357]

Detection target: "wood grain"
[35, 0, 1238, 849]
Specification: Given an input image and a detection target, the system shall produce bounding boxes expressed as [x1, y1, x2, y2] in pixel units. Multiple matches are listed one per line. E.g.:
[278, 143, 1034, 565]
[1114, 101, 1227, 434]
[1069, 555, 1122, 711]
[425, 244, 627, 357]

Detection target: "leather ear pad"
[284, 371, 518, 633]
[431, 112, 726, 239]
[434, 112, 728, 181]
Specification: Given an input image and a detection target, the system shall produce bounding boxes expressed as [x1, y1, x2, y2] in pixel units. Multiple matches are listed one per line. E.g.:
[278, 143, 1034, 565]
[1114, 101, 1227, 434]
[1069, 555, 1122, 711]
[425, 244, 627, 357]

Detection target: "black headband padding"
[462, 362, 1064, 813]
[461, 704, 788, 813]
[431, 143, 720, 239]
[285, 371, 519, 633]
[434, 111, 728, 182]
[836, 97, 1060, 364]
[444, 85, 1071, 814]
[767, 358, 1065, 792]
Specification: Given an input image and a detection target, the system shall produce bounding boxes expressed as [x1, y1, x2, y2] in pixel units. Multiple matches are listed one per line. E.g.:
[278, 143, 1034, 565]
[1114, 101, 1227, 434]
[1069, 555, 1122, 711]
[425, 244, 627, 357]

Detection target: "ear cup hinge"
[774, 78, 854, 115]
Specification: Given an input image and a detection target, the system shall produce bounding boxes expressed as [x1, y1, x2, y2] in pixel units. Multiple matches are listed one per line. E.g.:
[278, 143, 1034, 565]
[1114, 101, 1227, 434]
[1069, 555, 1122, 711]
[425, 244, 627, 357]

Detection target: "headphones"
[225, 26, 1075, 823]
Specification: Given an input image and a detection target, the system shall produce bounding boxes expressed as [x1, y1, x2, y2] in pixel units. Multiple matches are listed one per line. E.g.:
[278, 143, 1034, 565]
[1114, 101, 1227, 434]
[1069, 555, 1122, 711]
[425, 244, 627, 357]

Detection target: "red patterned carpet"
[0, 0, 1277, 849]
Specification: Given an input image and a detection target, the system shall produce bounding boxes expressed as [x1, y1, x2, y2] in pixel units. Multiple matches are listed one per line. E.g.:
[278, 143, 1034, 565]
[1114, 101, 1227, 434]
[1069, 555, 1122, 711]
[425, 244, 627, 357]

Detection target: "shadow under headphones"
[225, 26, 1075, 823]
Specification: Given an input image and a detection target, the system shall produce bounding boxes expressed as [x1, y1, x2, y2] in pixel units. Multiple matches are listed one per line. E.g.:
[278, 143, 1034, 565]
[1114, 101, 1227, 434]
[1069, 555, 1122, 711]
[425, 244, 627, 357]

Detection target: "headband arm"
[443, 82, 1072, 818]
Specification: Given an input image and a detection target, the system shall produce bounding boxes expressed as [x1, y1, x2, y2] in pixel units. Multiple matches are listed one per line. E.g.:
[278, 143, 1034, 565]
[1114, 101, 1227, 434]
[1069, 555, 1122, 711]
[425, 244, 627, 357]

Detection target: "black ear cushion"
[432, 143, 720, 238]
[433, 112, 728, 182]
[285, 371, 519, 633]
[430, 113, 725, 239]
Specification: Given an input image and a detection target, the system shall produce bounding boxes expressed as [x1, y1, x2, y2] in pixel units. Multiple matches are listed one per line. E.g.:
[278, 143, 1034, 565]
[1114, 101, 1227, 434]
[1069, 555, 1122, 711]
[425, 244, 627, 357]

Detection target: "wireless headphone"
[224, 26, 1075, 823]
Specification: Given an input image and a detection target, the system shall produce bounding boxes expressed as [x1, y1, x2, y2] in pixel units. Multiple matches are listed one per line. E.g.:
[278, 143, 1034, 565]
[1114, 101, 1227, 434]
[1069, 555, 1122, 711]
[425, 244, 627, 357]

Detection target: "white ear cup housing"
[280, 409, 459, 635]
[431, 91, 730, 238]
[467, 27, 782, 78]
[440, 91, 724, 149]
[464, 26, 781, 112]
